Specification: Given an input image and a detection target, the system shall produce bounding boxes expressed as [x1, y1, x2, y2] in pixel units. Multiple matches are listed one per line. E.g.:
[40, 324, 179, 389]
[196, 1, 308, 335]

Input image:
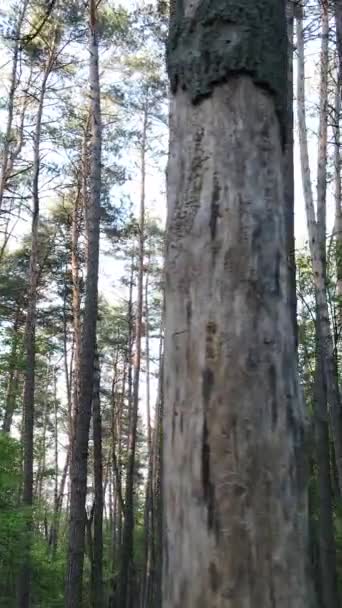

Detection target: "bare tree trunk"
[297, 4, 342, 494]
[49, 447, 71, 557]
[142, 268, 154, 608]
[317, 1, 329, 265]
[163, 1, 312, 605]
[17, 42, 55, 608]
[314, 317, 340, 608]
[0, 0, 28, 212]
[334, 69, 342, 332]
[62, 280, 73, 441]
[48, 369, 59, 556]
[335, 0, 342, 80]
[2, 305, 21, 432]
[151, 329, 163, 608]
[91, 349, 104, 608]
[110, 356, 125, 606]
[285, 0, 297, 348]
[71, 179, 82, 447]
[36, 384, 49, 502]
[119, 105, 147, 608]
[64, 1, 102, 605]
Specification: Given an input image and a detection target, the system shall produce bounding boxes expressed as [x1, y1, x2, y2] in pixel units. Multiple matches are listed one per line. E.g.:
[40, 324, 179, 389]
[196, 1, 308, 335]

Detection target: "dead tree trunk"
[164, 1, 312, 605]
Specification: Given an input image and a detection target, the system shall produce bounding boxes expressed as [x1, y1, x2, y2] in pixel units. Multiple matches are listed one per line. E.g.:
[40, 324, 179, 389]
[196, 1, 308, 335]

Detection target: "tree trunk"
[334, 68, 342, 333]
[91, 349, 104, 608]
[71, 177, 82, 448]
[110, 354, 125, 606]
[163, 1, 312, 606]
[142, 267, 154, 608]
[17, 43, 55, 608]
[296, 5, 342, 495]
[316, 1, 329, 265]
[2, 305, 21, 433]
[0, 0, 28, 212]
[314, 318, 340, 608]
[285, 0, 297, 348]
[335, 0, 342, 80]
[64, 2, 102, 605]
[49, 447, 71, 557]
[36, 382, 49, 503]
[119, 103, 147, 608]
[152, 330, 163, 608]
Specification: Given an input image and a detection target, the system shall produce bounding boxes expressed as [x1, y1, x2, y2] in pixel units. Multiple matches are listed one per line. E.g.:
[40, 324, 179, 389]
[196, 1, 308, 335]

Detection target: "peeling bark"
[164, 2, 311, 605]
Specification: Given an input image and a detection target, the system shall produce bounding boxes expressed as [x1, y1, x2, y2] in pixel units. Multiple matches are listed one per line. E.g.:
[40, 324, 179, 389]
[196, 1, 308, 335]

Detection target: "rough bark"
[314, 319, 340, 608]
[64, 2, 102, 605]
[91, 349, 104, 608]
[297, 6, 342, 495]
[163, 1, 311, 606]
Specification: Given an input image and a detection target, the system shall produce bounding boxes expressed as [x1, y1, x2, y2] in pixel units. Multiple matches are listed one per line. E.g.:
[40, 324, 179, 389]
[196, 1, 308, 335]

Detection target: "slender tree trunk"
[64, 2, 102, 605]
[334, 69, 342, 332]
[316, 1, 329, 265]
[111, 364, 125, 515]
[62, 280, 73, 441]
[71, 179, 82, 447]
[142, 267, 154, 608]
[297, 5, 342, 495]
[17, 44, 55, 608]
[314, 317, 340, 608]
[91, 349, 104, 608]
[0, 0, 28, 212]
[335, 0, 342, 79]
[48, 369, 59, 555]
[164, 1, 312, 605]
[36, 387, 49, 502]
[2, 306, 21, 432]
[50, 447, 71, 557]
[119, 103, 147, 608]
[151, 327, 164, 608]
[110, 356, 125, 606]
[285, 0, 297, 348]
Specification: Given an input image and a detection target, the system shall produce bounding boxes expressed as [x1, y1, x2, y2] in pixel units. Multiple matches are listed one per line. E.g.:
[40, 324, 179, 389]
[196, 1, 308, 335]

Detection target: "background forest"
[0, 0, 341, 607]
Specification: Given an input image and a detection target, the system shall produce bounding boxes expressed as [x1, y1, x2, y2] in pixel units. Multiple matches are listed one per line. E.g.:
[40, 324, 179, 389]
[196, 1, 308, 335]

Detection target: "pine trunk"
[17, 45, 54, 608]
[64, 2, 102, 605]
[91, 349, 104, 608]
[314, 318, 340, 608]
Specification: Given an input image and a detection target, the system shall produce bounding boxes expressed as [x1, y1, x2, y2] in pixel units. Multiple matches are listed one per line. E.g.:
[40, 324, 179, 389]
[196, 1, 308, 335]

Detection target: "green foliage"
[31, 537, 65, 608]
[0, 434, 25, 607]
